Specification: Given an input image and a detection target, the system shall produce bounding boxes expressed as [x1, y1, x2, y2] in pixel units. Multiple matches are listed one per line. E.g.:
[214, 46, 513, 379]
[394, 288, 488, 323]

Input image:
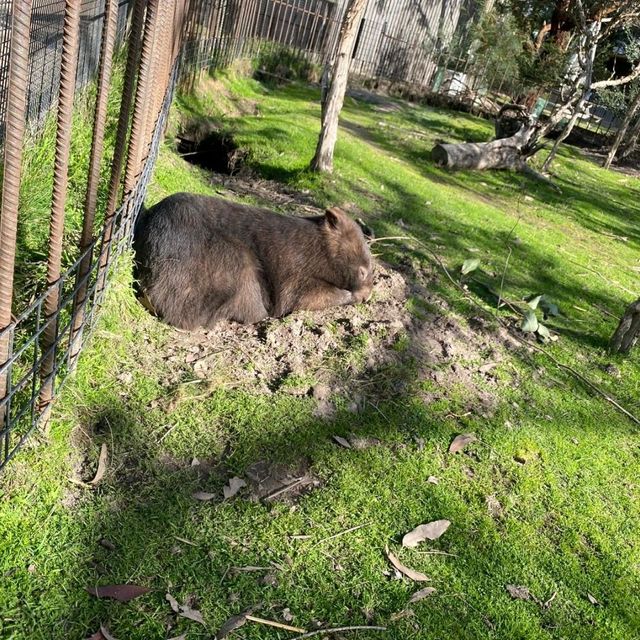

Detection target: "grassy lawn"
[0, 69, 638, 640]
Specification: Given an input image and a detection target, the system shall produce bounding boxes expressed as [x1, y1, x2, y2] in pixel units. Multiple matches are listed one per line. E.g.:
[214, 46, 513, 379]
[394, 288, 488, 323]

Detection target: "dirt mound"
[160, 259, 512, 420]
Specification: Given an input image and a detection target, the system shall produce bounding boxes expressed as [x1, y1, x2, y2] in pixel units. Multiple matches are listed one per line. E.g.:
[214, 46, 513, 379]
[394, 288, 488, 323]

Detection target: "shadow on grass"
[42, 289, 639, 640]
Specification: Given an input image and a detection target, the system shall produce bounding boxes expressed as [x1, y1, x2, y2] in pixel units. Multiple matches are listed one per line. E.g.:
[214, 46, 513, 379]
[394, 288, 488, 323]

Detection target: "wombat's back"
[133, 192, 374, 329]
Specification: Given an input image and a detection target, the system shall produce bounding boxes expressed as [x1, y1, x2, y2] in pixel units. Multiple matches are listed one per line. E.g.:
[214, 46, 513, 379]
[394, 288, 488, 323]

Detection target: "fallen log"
[431, 126, 534, 171]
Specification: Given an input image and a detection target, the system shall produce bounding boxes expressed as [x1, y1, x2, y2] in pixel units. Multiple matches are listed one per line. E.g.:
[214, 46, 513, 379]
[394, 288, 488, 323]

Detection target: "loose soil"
[141, 171, 522, 431]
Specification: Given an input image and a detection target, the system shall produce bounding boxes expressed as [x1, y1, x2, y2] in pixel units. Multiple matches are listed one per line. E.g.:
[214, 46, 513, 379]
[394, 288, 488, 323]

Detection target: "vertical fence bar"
[69, 0, 119, 368]
[95, 0, 147, 299]
[38, 0, 81, 422]
[123, 0, 159, 196]
[0, 2, 33, 455]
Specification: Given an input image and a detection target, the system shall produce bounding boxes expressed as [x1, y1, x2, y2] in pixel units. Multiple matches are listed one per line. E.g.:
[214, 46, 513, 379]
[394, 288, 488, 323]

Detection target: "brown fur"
[133, 193, 374, 330]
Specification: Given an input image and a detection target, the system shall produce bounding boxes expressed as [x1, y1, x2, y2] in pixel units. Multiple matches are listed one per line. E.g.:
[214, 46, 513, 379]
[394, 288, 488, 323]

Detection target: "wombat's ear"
[325, 207, 347, 229]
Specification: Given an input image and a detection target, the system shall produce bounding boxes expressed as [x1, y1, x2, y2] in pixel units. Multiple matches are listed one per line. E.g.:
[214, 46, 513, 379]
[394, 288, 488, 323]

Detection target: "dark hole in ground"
[177, 128, 247, 175]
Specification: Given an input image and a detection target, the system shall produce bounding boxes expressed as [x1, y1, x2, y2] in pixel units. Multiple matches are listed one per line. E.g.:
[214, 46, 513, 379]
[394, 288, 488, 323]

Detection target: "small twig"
[290, 625, 387, 639]
[367, 235, 413, 245]
[311, 523, 371, 548]
[263, 476, 309, 501]
[245, 615, 306, 634]
[543, 590, 558, 609]
[174, 536, 197, 546]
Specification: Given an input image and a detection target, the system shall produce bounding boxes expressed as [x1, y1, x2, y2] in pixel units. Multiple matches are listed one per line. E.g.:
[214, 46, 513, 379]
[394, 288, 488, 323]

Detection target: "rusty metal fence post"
[69, 0, 120, 369]
[123, 0, 159, 196]
[38, 0, 82, 422]
[95, 0, 147, 299]
[0, 2, 33, 458]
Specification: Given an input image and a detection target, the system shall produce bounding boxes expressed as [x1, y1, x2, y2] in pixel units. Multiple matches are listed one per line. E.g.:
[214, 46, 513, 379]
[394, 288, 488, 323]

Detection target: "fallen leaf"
[192, 491, 216, 501]
[86, 584, 149, 602]
[506, 584, 531, 601]
[485, 495, 503, 518]
[282, 607, 294, 622]
[89, 444, 108, 485]
[402, 520, 451, 548]
[461, 258, 480, 275]
[427, 476, 439, 485]
[386, 547, 430, 582]
[179, 605, 205, 624]
[478, 362, 498, 374]
[587, 593, 600, 606]
[223, 476, 246, 499]
[86, 626, 118, 640]
[215, 613, 248, 639]
[449, 433, 477, 454]
[166, 592, 180, 613]
[409, 587, 436, 603]
[99, 626, 118, 640]
[332, 435, 352, 449]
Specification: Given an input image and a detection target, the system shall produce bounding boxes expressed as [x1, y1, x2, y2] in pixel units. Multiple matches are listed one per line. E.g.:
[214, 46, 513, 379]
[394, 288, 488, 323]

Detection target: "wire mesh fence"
[0, 0, 186, 471]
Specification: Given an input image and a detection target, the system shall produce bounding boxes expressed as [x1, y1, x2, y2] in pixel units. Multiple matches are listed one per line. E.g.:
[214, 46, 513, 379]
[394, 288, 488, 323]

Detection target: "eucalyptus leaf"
[521, 310, 539, 333]
[537, 324, 551, 340]
[526, 295, 542, 310]
[461, 258, 480, 275]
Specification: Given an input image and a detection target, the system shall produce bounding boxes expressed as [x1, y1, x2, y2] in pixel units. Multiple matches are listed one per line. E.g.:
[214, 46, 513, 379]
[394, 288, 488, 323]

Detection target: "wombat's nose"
[353, 287, 373, 304]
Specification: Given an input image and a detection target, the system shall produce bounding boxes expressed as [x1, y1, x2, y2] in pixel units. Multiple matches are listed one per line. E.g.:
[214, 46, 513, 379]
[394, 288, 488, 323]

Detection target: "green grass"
[0, 69, 638, 640]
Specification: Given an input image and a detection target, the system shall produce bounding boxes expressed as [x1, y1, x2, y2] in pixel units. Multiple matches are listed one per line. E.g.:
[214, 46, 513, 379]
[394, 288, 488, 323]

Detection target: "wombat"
[132, 193, 374, 330]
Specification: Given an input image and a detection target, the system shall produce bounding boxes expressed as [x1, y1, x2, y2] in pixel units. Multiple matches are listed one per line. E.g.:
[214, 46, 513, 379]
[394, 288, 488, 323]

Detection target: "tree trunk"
[603, 90, 640, 169]
[620, 115, 640, 159]
[610, 297, 640, 355]
[541, 20, 600, 173]
[309, 0, 368, 173]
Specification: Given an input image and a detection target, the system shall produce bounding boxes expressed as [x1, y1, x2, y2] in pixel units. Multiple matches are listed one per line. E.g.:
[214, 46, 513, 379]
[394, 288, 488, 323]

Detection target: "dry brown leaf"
[390, 608, 415, 622]
[192, 491, 216, 501]
[215, 612, 248, 639]
[179, 606, 205, 624]
[99, 626, 118, 640]
[449, 433, 477, 454]
[409, 587, 436, 603]
[86, 626, 118, 640]
[386, 547, 430, 582]
[479, 362, 498, 374]
[89, 444, 108, 485]
[587, 593, 600, 606]
[166, 592, 180, 613]
[506, 584, 531, 601]
[332, 435, 352, 449]
[86, 584, 150, 602]
[223, 476, 246, 499]
[427, 476, 439, 485]
[402, 520, 451, 548]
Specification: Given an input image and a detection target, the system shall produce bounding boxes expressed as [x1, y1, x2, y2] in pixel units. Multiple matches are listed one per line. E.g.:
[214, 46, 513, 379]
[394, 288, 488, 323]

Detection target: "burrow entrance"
[177, 124, 247, 175]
